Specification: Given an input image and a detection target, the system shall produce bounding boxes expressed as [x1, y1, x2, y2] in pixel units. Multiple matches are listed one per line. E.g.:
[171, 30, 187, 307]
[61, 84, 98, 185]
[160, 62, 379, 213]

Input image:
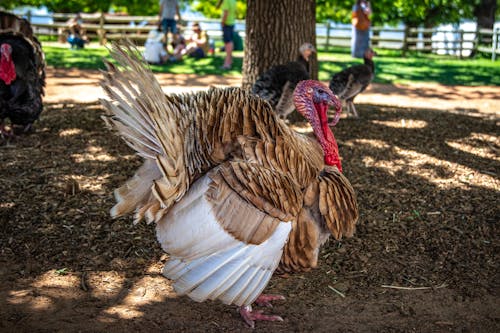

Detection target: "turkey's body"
[101, 44, 357, 327]
[0, 11, 45, 134]
[329, 51, 375, 117]
[252, 45, 313, 119]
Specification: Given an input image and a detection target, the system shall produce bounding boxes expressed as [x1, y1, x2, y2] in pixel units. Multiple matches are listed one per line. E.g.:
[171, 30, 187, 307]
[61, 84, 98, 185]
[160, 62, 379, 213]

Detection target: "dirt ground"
[0, 68, 499, 332]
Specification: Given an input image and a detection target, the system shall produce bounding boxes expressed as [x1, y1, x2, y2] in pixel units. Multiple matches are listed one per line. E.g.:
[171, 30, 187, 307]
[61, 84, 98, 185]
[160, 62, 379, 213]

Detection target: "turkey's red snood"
[0, 44, 16, 85]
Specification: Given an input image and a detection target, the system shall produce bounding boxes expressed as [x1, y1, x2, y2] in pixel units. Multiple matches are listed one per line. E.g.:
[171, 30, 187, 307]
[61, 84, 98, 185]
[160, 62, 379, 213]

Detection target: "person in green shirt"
[218, 0, 236, 70]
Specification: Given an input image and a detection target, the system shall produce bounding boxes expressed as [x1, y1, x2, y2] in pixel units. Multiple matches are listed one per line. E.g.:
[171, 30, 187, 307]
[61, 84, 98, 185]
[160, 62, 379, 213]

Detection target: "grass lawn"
[42, 43, 500, 86]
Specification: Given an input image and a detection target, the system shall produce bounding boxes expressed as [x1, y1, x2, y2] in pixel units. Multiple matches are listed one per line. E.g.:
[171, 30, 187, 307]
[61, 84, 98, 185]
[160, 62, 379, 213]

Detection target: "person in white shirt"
[144, 29, 168, 64]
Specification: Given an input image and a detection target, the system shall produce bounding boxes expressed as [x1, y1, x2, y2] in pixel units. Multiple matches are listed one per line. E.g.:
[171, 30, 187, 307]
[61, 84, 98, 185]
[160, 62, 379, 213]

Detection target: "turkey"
[0, 11, 46, 137]
[251, 42, 315, 119]
[100, 43, 358, 328]
[329, 48, 376, 118]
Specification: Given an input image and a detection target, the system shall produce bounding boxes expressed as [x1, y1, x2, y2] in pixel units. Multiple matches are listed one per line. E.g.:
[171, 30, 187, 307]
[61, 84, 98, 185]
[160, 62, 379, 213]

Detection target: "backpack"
[352, 8, 370, 31]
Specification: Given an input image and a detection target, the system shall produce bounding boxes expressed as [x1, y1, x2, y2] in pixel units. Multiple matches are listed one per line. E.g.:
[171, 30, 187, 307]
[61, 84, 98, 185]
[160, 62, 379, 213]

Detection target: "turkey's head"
[293, 80, 343, 172]
[299, 43, 315, 62]
[0, 43, 16, 85]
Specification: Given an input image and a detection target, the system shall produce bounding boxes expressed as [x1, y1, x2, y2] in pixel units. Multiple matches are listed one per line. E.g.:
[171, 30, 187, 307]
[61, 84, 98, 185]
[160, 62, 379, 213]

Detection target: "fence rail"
[16, 11, 500, 60]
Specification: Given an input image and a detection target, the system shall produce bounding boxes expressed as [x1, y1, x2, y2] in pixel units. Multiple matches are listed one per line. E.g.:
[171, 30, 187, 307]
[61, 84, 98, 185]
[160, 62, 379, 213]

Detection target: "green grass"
[43, 43, 500, 86]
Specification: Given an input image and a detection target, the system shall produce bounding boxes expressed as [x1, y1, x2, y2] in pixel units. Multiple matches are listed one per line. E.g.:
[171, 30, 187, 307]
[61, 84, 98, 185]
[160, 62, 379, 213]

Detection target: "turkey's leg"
[254, 294, 286, 308]
[349, 101, 359, 117]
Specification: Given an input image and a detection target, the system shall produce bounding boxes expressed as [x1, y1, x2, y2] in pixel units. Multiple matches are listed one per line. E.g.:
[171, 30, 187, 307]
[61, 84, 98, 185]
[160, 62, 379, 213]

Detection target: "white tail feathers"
[156, 173, 292, 306]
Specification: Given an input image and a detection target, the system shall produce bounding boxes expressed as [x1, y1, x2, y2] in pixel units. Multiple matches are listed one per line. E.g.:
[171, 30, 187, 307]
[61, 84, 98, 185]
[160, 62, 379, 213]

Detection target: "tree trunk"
[474, 0, 497, 30]
[242, 0, 317, 90]
[470, 0, 497, 57]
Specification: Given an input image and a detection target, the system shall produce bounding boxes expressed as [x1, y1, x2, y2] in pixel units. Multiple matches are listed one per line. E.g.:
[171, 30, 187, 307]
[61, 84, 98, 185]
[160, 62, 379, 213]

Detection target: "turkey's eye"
[317, 89, 325, 94]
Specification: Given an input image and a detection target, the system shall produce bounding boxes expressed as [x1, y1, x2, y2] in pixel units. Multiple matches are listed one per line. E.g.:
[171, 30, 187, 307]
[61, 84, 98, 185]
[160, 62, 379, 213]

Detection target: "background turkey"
[329, 48, 376, 118]
[101, 44, 358, 328]
[251, 42, 315, 119]
[0, 11, 46, 137]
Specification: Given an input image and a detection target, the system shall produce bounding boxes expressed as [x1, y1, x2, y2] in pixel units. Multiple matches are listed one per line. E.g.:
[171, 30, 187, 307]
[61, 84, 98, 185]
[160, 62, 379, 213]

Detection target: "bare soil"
[0, 68, 499, 332]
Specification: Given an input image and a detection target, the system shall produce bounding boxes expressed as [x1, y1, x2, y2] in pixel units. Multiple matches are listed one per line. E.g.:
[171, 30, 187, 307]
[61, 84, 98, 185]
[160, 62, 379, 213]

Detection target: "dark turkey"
[0, 11, 45, 137]
[252, 43, 315, 119]
[329, 48, 375, 117]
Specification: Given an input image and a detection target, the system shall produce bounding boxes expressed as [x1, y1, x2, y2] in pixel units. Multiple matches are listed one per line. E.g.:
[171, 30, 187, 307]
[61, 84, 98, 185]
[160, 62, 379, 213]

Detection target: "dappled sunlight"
[346, 138, 391, 149]
[372, 119, 428, 129]
[102, 271, 175, 320]
[395, 147, 497, 190]
[72, 144, 117, 163]
[87, 271, 127, 299]
[446, 133, 500, 162]
[7, 270, 81, 312]
[59, 128, 83, 137]
[349, 138, 498, 191]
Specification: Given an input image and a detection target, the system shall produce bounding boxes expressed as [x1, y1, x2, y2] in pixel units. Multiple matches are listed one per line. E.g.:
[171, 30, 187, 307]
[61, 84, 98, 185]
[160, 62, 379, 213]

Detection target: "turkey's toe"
[239, 305, 284, 328]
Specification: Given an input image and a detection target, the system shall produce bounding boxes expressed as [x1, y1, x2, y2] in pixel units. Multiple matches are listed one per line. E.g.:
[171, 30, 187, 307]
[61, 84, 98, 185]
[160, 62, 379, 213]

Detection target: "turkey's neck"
[297, 55, 310, 74]
[0, 52, 16, 85]
[364, 57, 375, 73]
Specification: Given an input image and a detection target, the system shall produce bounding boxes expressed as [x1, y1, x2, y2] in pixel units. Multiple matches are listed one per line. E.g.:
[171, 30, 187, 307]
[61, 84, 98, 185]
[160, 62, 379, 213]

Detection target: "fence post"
[325, 21, 331, 51]
[459, 29, 464, 59]
[402, 25, 409, 56]
[98, 11, 105, 45]
[493, 28, 498, 61]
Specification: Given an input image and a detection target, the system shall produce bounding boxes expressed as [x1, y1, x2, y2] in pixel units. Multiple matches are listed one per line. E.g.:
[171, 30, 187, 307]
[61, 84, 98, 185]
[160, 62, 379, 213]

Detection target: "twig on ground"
[328, 285, 346, 298]
[381, 283, 447, 290]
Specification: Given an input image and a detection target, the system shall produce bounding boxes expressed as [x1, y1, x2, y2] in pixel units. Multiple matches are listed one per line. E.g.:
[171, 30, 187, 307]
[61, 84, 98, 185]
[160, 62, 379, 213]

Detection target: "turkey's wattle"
[0, 43, 16, 85]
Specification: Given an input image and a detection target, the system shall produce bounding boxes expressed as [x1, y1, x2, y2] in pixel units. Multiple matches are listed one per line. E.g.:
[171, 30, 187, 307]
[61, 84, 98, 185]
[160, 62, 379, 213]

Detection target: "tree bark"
[474, 0, 497, 30]
[242, 0, 317, 90]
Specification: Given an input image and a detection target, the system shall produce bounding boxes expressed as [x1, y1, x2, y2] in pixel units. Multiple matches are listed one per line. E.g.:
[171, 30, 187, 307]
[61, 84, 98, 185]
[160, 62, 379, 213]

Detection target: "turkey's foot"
[254, 294, 286, 308]
[239, 305, 284, 328]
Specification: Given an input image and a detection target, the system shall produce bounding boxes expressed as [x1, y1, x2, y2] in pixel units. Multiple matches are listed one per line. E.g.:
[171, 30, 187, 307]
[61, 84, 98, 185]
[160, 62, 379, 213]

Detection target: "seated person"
[144, 29, 168, 64]
[170, 22, 209, 61]
[66, 13, 88, 49]
[168, 31, 186, 60]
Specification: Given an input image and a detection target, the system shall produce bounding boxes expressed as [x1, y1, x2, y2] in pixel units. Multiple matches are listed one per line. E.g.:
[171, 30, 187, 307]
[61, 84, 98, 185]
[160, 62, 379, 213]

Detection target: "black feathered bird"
[252, 43, 315, 119]
[0, 11, 45, 137]
[329, 48, 376, 118]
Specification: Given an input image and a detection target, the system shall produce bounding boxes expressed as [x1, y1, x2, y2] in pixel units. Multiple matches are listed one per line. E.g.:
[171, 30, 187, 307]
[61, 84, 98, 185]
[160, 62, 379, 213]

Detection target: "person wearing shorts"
[159, 0, 181, 36]
[219, 0, 236, 70]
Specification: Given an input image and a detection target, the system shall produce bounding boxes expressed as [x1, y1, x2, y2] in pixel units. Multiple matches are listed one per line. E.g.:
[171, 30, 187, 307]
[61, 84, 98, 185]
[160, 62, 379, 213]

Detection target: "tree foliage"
[185, 0, 247, 20]
[1, 0, 498, 27]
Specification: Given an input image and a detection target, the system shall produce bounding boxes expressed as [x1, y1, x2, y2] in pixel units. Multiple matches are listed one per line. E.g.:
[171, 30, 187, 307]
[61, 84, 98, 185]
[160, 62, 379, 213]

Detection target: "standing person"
[159, 0, 181, 37]
[218, 0, 236, 70]
[351, 0, 371, 58]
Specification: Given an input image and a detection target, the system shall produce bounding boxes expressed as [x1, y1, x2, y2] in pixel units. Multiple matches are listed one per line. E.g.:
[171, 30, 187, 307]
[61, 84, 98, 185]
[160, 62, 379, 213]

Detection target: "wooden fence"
[19, 11, 500, 60]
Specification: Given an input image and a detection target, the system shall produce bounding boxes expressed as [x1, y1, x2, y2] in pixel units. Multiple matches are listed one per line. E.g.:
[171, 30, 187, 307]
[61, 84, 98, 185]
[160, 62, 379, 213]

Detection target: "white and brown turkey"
[100, 43, 358, 328]
[0, 11, 45, 137]
[329, 48, 376, 118]
[251, 43, 315, 120]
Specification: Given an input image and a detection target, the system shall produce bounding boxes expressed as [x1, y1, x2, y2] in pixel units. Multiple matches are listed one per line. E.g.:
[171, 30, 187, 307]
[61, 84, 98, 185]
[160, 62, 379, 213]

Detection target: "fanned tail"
[100, 42, 189, 222]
